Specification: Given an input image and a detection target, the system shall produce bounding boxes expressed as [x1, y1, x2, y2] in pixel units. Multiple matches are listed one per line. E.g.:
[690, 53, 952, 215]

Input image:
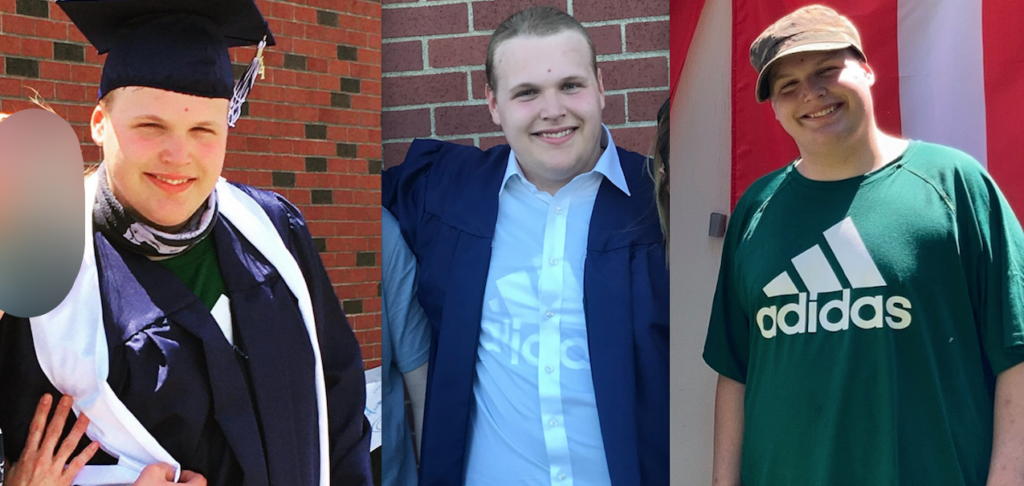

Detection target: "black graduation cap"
[58, 0, 276, 126]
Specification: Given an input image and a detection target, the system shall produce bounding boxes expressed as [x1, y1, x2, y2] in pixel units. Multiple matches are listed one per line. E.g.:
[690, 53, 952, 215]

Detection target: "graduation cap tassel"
[228, 36, 266, 128]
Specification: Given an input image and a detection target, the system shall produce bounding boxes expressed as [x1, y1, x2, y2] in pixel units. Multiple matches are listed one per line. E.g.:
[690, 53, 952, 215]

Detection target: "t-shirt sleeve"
[703, 201, 752, 384]
[959, 164, 1024, 375]
[382, 208, 430, 374]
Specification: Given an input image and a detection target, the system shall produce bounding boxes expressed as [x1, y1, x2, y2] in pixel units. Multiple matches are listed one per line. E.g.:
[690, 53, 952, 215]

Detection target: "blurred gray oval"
[0, 108, 86, 318]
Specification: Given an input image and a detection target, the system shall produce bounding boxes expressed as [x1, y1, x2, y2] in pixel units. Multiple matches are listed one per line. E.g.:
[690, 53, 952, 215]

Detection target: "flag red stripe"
[669, 0, 708, 104]
[982, 1, 1024, 213]
[731, 1, 902, 207]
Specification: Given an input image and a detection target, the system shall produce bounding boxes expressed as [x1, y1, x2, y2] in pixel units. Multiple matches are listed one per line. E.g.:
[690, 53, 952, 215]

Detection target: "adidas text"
[755, 289, 912, 339]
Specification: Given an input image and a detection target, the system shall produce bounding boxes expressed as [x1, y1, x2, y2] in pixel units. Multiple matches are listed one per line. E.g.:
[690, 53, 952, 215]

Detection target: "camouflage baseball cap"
[750, 5, 865, 103]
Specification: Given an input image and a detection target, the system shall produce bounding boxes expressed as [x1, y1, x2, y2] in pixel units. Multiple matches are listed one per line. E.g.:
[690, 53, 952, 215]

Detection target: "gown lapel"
[99, 227, 273, 486]
[418, 146, 506, 484]
[213, 219, 319, 486]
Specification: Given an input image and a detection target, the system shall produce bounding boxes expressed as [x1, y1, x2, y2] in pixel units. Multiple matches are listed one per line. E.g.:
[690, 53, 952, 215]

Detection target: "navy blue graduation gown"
[0, 184, 371, 486]
[382, 140, 670, 485]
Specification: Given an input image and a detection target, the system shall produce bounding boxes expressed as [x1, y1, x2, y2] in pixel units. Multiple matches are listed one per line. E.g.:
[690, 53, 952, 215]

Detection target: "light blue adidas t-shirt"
[382, 208, 431, 486]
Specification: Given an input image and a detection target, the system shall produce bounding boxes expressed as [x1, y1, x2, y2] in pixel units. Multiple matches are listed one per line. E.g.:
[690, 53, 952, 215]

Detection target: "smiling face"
[486, 31, 606, 194]
[768, 49, 876, 155]
[91, 87, 229, 231]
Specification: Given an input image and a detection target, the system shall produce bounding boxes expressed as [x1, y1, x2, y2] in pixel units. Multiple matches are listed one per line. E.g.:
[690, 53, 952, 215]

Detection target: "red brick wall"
[0, 0, 383, 368]
[381, 0, 669, 168]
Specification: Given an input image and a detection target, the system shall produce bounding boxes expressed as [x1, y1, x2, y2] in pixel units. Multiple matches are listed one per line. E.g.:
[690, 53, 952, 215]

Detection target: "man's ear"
[485, 83, 501, 127]
[89, 104, 106, 146]
[596, 68, 606, 110]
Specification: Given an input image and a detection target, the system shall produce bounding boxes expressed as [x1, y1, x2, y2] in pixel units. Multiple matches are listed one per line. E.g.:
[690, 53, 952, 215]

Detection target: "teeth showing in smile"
[153, 175, 190, 185]
[539, 128, 573, 138]
[807, 105, 837, 118]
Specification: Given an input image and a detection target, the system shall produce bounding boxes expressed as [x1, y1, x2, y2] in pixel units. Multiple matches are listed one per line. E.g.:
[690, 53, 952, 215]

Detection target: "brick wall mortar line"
[623, 89, 630, 122]
[383, 65, 478, 76]
[581, 16, 670, 26]
[267, 0, 382, 14]
[383, 99, 488, 111]
[419, 38, 428, 72]
[381, 16, 667, 45]
[384, 32, 491, 43]
[620, 23, 627, 54]
[596, 51, 670, 61]
[468, 1, 477, 32]
[382, 0, 472, 9]
[567, 0, 574, 16]
[429, 105, 436, 137]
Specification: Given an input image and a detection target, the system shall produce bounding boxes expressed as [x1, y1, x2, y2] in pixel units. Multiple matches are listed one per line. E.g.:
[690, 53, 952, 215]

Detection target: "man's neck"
[795, 128, 909, 181]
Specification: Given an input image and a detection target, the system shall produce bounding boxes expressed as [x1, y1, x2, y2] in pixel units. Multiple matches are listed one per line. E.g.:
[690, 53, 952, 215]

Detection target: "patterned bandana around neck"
[92, 164, 219, 257]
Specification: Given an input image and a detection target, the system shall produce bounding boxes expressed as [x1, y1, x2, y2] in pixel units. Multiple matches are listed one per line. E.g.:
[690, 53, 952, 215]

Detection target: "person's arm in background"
[402, 363, 428, 459]
[382, 207, 432, 462]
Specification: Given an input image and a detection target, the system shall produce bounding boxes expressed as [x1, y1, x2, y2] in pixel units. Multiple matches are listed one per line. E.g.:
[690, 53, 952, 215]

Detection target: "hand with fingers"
[5, 394, 99, 486]
[132, 463, 207, 486]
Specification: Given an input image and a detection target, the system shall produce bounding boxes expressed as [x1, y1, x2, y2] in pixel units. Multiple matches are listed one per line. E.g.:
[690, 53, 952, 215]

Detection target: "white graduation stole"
[29, 175, 330, 486]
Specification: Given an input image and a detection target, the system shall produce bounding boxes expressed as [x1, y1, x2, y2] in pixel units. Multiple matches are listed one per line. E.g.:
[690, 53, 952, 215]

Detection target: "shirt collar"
[499, 125, 631, 196]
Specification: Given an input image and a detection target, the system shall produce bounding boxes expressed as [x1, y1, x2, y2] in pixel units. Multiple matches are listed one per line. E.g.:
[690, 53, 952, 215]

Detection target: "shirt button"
[558, 473, 567, 481]
[549, 258, 558, 266]
[545, 366, 554, 373]
[555, 207, 563, 215]
[546, 311, 554, 318]
[549, 418, 558, 426]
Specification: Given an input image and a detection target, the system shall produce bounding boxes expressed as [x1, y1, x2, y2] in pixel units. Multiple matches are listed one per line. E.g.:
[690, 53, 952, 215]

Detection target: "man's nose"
[159, 134, 190, 165]
[801, 79, 827, 102]
[539, 91, 567, 120]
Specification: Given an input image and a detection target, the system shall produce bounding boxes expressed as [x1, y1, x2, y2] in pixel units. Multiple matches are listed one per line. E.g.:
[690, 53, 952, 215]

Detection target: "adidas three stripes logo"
[755, 217, 913, 339]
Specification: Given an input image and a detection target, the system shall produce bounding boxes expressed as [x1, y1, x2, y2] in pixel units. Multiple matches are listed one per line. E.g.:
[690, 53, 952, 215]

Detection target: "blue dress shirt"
[464, 130, 628, 485]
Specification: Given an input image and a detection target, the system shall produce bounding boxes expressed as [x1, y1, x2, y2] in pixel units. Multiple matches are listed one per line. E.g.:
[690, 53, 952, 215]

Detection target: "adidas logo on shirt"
[756, 217, 912, 339]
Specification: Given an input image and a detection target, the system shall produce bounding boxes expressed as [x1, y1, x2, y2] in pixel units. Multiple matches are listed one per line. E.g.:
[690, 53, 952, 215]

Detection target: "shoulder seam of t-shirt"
[899, 164, 956, 215]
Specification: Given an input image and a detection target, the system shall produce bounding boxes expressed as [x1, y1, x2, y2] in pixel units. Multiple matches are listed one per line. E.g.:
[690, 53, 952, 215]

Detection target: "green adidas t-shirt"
[704, 141, 1024, 486]
[154, 234, 226, 310]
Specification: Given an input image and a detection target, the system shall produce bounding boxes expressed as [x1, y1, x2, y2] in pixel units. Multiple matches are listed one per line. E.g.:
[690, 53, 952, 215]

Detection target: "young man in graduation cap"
[0, 0, 373, 485]
[703, 5, 1024, 485]
[382, 6, 669, 486]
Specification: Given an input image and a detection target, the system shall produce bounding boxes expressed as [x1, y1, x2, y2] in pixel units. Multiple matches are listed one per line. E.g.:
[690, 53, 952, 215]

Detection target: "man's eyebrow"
[131, 113, 220, 127]
[507, 81, 539, 93]
[559, 75, 588, 84]
[814, 52, 845, 66]
[772, 54, 843, 87]
[508, 75, 589, 93]
[128, 113, 169, 125]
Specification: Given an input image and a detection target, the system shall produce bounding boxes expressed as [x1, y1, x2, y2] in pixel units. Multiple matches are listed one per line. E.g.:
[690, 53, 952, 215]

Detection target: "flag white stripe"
[823, 217, 887, 289]
[792, 245, 843, 299]
[897, 0, 988, 166]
